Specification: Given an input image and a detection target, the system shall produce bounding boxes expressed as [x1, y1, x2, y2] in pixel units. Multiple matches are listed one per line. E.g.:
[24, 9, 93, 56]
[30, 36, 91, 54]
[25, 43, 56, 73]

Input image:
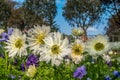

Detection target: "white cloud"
[87, 27, 97, 32]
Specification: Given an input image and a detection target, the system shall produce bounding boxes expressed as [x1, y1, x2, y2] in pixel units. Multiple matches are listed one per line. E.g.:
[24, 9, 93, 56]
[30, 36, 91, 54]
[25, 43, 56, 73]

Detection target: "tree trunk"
[82, 29, 88, 42]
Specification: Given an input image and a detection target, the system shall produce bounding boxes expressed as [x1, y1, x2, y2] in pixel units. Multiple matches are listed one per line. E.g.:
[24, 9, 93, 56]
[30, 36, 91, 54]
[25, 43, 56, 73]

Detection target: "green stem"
[98, 56, 102, 79]
[5, 51, 8, 70]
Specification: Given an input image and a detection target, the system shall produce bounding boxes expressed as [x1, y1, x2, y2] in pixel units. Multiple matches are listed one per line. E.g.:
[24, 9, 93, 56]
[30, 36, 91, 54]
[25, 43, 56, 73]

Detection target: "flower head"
[71, 39, 85, 64]
[20, 63, 25, 71]
[0, 28, 13, 42]
[27, 25, 50, 54]
[73, 65, 87, 79]
[26, 54, 39, 68]
[104, 75, 111, 80]
[113, 70, 120, 78]
[86, 35, 110, 56]
[9, 74, 16, 79]
[40, 32, 70, 66]
[26, 65, 37, 78]
[72, 27, 84, 37]
[5, 29, 27, 58]
[103, 54, 111, 63]
[108, 50, 114, 55]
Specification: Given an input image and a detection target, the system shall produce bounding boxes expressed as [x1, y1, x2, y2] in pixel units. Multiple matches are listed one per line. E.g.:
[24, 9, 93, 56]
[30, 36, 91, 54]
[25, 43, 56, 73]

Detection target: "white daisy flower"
[27, 25, 50, 54]
[5, 29, 27, 58]
[71, 39, 85, 64]
[40, 32, 71, 66]
[86, 35, 110, 56]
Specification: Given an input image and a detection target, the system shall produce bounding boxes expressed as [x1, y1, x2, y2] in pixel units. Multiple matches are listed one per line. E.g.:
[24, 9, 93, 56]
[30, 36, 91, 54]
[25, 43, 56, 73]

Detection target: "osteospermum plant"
[5, 29, 27, 58]
[0, 25, 120, 80]
[27, 25, 50, 54]
[39, 32, 71, 66]
[86, 35, 110, 56]
[71, 39, 85, 64]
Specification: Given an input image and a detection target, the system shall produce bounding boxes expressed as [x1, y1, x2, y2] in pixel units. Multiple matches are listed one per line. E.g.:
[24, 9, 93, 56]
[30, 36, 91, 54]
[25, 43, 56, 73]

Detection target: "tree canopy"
[23, 0, 57, 27]
[62, 0, 104, 36]
[103, 0, 120, 38]
[106, 11, 120, 35]
[101, 0, 120, 26]
[0, 0, 58, 31]
[0, 0, 12, 29]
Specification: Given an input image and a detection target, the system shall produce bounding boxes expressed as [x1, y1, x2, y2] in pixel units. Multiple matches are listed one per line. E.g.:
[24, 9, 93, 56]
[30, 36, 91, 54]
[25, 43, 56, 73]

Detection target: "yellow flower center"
[15, 39, 23, 48]
[72, 44, 83, 55]
[94, 42, 104, 51]
[36, 33, 45, 45]
[51, 45, 60, 54]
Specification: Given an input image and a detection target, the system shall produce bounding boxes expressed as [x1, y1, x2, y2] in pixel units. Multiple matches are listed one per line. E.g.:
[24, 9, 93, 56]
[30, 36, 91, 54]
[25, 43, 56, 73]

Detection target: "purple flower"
[20, 63, 25, 71]
[104, 75, 111, 80]
[0, 28, 13, 42]
[7, 28, 13, 35]
[73, 65, 87, 79]
[0, 33, 9, 42]
[113, 70, 120, 78]
[20, 54, 39, 71]
[26, 54, 39, 68]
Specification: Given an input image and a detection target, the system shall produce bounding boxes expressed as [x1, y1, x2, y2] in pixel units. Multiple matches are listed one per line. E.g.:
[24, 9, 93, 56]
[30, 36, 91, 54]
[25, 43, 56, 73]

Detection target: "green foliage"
[0, 51, 120, 79]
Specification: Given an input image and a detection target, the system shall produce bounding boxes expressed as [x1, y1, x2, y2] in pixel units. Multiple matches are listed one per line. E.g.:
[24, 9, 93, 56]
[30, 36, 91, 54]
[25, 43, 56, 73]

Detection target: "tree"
[0, 0, 21, 30]
[106, 11, 120, 35]
[22, 0, 57, 27]
[102, 0, 120, 41]
[50, 21, 59, 32]
[0, 0, 58, 31]
[7, 7, 25, 30]
[0, 0, 12, 30]
[63, 0, 104, 39]
[105, 11, 120, 42]
[101, 0, 120, 26]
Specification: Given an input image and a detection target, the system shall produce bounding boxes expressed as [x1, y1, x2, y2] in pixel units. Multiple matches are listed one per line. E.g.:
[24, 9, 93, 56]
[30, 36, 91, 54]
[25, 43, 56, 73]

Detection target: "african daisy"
[27, 25, 50, 54]
[86, 35, 110, 56]
[5, 29, 27, 58]
[71, 39, 85, 64]
[40, 32, 71, 66]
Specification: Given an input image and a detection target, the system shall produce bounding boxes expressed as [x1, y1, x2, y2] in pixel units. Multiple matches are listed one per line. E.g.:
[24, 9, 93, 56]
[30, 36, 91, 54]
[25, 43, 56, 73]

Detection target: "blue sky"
[14, 0, 106, 35]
